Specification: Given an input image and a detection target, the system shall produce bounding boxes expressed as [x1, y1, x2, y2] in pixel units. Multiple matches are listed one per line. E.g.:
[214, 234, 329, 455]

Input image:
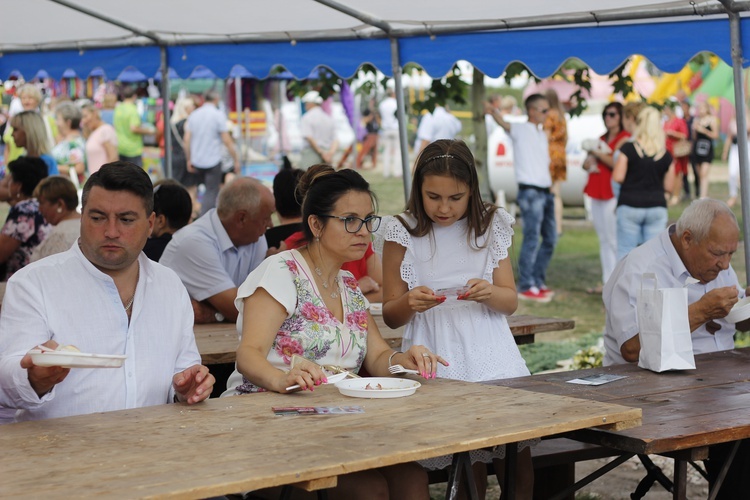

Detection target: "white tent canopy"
[3, 0, 750, 275]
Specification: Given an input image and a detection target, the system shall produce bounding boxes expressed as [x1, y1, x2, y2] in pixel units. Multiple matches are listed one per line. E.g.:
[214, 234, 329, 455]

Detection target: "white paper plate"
[335, 377, 421, 399]
[29, 350, 126, 368]
[369, 302, 382, 315]
[726, 297, 750, 323]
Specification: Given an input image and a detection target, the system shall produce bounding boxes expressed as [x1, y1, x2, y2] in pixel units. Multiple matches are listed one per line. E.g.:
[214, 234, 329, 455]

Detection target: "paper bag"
[636, 273, 696, 372]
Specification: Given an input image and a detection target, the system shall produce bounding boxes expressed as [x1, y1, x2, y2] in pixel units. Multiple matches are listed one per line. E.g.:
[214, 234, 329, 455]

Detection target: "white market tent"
[3, 0, 750, 272]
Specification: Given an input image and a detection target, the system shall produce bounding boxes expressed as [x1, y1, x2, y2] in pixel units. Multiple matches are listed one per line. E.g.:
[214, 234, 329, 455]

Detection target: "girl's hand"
[281, 360, 327, 393]
[460, 279, 493, 302]
[402, 345, 450, 379]
[407, 286, 445, 313]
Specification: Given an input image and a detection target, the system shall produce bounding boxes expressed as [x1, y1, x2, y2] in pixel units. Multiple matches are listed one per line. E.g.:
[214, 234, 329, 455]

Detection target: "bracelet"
[388, 351, 401, 367]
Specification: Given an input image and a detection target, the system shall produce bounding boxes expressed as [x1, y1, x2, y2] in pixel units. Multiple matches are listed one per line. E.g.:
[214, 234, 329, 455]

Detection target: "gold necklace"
[308, 245, 339, 299]
[123, 264, 140, 311]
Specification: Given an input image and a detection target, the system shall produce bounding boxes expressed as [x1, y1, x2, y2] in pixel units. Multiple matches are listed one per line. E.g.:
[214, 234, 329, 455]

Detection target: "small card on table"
[566, 374, 627, 386]
[272, 406, 365, 416]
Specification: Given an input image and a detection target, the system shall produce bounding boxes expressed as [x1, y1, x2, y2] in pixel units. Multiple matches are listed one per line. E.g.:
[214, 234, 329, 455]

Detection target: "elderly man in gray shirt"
[161, 177, 275, 324]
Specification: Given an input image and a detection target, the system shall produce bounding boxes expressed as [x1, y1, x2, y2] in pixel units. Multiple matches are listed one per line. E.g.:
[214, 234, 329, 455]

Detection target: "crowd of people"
[0, 80, 746, 498]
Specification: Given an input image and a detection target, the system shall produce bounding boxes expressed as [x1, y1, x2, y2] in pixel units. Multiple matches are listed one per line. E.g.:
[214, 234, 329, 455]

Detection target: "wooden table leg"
[672, 459, 687, 500]
[502, 442, 518, 500]
[446, 452, 479, 500]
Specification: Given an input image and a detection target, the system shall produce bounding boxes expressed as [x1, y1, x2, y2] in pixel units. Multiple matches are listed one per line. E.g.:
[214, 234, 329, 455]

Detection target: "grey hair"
[217, 177, 262, 218]
[204, 90, 221, 103]
[675, 199, 738, 243]
[55, 101, 82, 130]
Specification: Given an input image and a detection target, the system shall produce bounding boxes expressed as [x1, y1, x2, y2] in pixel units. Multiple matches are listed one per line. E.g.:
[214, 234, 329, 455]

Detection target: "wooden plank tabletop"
[0, 378, 640, 499]
[490, 348, 750, 455]
[196, 314, 575, 366]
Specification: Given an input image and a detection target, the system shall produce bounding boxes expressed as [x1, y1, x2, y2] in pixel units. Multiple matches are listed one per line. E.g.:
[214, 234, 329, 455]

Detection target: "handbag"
[636, 273, 695, 372]
[672, 139, 692, 158]
[695, 137, 712, 157]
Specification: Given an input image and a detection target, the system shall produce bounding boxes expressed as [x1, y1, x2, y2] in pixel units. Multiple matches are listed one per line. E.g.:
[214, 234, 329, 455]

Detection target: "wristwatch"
[214, 312, 225, 323]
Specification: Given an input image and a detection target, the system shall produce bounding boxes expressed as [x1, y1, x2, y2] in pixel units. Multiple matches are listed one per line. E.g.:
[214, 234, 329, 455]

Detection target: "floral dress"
[1, 199, 51, 280]
[52, 135, 86, 183]
[223, 249, 369, 395]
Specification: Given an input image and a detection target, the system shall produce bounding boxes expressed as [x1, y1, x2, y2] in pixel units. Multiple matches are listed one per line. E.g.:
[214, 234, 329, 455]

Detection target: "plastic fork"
[388, 364, 420, 375]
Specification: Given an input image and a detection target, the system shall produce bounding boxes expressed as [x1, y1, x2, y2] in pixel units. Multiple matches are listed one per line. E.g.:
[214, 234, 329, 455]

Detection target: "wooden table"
[0, 378, 639, 499]
[490, 348, 750, 499]
[195, 314, 575, 366]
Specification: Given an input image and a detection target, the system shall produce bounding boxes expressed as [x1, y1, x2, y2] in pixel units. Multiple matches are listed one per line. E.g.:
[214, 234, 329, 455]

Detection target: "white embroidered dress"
[385, 209, 533, 467]
[384, 209, 529, 382]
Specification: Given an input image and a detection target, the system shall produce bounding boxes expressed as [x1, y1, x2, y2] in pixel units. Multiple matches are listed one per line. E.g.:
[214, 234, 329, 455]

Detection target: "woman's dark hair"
[273, 162, 304, 218]
[7, 157, 49, 197]
[603, 102, 624, 132]
[33, 175, 78, 210]
[401, 139, 496, 246]
[297, 164, 377, 242]
[82, 161, 154, 214]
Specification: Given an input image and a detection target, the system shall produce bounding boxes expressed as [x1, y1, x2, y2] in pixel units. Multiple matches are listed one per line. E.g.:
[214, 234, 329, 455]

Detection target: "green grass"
[361, 162, 748, 373]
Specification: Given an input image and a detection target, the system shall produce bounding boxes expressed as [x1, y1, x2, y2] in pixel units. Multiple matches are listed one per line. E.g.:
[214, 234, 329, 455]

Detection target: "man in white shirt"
[0, 162, 214, 423]
[603, 199, 749, 365]
[299, 91, 338, 170]
[602, 198, 750, 498]
[185, 90, 240, 216]
[378, 88, 401, 178]
[161, 177, 275, 324]
[415, 105, 462, 152]
[487, 94, 557, 302]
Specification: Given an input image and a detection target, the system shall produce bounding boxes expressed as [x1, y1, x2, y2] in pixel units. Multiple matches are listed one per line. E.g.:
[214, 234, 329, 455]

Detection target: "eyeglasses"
[318, 214, 381, 233]
[604, 112, 619, 118]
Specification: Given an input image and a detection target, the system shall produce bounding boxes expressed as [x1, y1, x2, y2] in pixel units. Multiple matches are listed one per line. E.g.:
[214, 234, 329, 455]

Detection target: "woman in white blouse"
[31, 176, 80, 262]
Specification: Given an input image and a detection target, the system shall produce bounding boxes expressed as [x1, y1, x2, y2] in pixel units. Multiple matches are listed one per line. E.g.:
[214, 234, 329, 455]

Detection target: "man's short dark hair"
[273, 163, 304, 218]
[153, 182, 192, 230]
[82, 162, 154, 214]
[524, 93, 547, 111]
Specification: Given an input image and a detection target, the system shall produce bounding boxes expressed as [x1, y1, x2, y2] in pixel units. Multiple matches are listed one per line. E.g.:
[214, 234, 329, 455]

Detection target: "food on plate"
[364, 383, 384, 390]
[56, 345, 81, 353]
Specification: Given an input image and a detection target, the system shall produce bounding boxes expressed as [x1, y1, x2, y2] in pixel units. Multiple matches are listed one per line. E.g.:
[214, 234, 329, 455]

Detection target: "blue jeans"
[616, 205, 668, 261]
[517, 187, 558, 292]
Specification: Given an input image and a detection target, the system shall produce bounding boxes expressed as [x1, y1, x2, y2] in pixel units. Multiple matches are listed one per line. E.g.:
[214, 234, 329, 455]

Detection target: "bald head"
[217, 177, 275, 247]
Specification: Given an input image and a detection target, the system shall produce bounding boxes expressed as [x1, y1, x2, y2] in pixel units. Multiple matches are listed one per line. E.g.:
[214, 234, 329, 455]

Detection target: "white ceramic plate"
[335, 377, 421, 399]
[726, 297, 750, 323]
[29, 350, 126, 368]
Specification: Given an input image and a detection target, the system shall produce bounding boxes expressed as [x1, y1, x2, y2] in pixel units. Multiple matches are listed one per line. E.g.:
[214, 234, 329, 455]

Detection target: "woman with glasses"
[582, 102, 630, 294]
[222, 164, 441, 499]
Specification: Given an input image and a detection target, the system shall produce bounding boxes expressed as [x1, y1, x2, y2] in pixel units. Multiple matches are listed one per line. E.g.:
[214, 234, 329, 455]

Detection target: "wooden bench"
[426, 438, 623, 500]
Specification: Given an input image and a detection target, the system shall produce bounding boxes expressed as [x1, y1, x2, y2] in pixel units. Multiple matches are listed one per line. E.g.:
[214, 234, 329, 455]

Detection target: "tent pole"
[391, 38, 411, 202]
[160, 45, 172, 179]
[235, 77, 245, 172]
[724, 7, 750, 282]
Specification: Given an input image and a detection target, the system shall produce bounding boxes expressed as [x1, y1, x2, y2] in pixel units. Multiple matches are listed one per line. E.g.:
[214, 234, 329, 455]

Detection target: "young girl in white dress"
[382, 139, 533, 499]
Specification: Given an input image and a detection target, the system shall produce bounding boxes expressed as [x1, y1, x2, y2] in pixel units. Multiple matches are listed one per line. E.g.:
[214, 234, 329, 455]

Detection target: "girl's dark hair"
[297, 164, 377, 242]
[273, 162, 304, 218]
[401, 139, 496, 246]
[603, 102, 624, 132]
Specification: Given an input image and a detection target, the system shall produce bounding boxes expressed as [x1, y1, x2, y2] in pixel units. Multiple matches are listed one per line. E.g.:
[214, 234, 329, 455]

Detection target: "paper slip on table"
[0, 378, 639, 499]
[491, 348, 750, 499]
[194, 313, 574, 366]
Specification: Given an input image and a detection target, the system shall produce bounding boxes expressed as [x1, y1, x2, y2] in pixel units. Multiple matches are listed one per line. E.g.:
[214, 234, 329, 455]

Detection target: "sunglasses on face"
[604, 111, 619, 118]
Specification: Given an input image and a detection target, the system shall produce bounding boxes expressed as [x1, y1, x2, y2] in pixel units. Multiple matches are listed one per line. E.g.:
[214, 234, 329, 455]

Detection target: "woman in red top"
[582, 102, 630, 294]
[663, 103, 689, 205]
